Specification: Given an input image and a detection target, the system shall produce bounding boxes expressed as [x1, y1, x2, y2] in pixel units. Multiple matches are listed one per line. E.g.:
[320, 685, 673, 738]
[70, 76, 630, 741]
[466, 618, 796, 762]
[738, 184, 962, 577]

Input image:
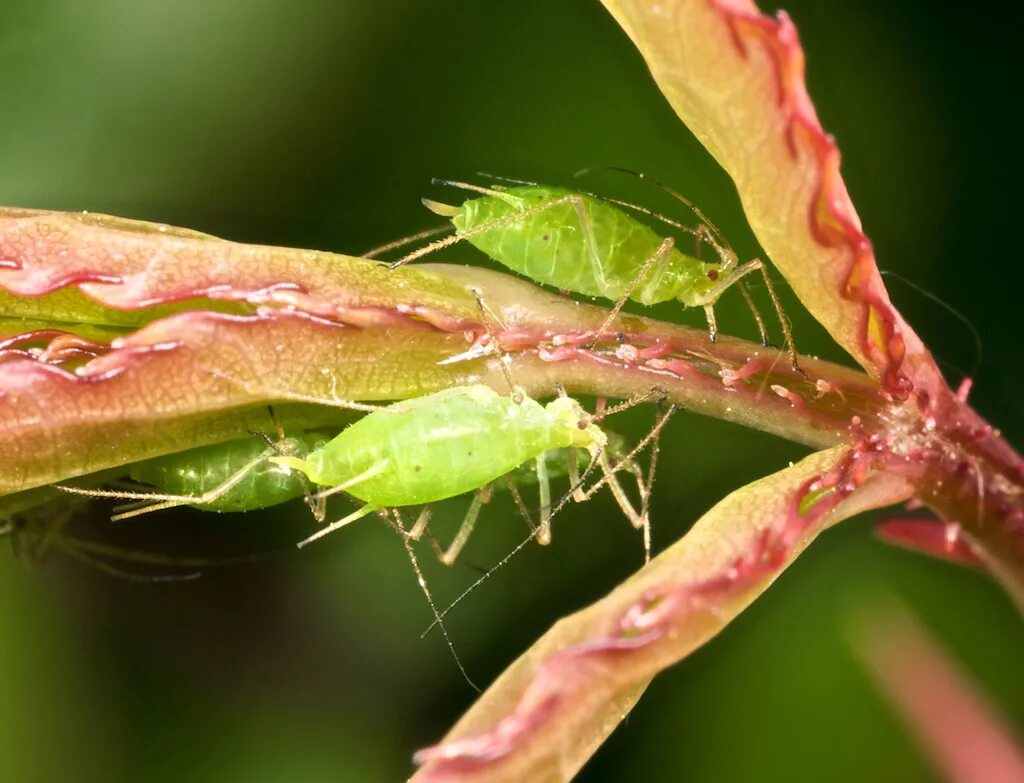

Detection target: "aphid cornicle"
[389, 178, 800, 369]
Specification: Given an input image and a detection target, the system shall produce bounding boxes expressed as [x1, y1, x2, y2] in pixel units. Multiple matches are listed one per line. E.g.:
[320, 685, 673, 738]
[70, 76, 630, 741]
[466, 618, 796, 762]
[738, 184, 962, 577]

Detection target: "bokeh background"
[0, 2, 1021, 781]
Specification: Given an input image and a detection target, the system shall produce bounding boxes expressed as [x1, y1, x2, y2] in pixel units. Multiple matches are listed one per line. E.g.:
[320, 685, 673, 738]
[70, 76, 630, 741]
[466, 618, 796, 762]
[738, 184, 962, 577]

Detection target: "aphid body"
[273, 384, 604, 511]
[403, 178, 799, 369]
[445, 185, 722, 307]
[129, 433, 329, 513]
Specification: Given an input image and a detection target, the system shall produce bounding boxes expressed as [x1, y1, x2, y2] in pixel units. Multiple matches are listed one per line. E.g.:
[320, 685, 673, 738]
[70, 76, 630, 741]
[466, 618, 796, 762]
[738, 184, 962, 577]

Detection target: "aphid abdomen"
[307, 385, 574, 507]
[455, 186, 693, 305]
[130, 434, 327, 512]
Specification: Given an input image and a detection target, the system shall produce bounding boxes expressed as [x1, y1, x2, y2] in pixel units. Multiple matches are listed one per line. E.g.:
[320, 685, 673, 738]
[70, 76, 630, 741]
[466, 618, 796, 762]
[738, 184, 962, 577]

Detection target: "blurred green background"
[0, 2, 1021, 781]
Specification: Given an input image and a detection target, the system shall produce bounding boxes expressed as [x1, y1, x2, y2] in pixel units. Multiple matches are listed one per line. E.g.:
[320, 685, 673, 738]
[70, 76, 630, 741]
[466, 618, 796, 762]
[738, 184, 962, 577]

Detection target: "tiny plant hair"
[388, 176, 799, 371]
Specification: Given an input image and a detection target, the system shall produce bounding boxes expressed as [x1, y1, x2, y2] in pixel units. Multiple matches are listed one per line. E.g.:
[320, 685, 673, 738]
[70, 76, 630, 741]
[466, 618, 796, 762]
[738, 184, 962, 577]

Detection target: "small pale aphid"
[388, 177, 800, 371]
[128, 433, 329, 513]
[58, 431, 330, 522]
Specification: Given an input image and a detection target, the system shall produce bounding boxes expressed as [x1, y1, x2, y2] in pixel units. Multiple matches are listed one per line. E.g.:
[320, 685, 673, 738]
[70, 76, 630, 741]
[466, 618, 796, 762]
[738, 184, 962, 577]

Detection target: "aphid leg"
[438, 484, 495, 566]
[384, 508, 480, 691]
[261, 405, 324, 522]
[504, 478, 538, 535]
[597, 450, 650, 562]
[296, 504, 378, 548]
[469, 287, 523, 402]
[574, 404, 678, 561]
[55, 450, 275, 521]
[576, 404, 677, 503]
[407, 506, 433, 541]
[421, 409, 677, 637]
[640, 408, 663, 524]
[567, 193, 612, 297]
[361, 224, 453, 260]
[587, 236, 675, 349]
[702, 258, 802, 375]
[737, 280, 769, 348]
[703, 304, 719, 343]
[392, 507, 473, 572]
[566, 446, 583, 503]
[535, 454, 553, 544]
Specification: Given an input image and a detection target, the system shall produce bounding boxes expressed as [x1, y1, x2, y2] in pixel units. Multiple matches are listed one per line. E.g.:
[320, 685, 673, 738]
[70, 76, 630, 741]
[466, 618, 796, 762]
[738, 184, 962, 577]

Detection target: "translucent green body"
[130, 434, 328, 512]
[453, 185, 720, 306]
[284, 385, 598, 507]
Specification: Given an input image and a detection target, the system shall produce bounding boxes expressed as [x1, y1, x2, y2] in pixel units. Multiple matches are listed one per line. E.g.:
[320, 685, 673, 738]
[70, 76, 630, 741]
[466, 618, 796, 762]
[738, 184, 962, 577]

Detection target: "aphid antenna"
[384, 508, 481, 692]
[361, 224, 453, 261]
[576, 165, 735, 257]
[474, 171, 540, 187]
[589, 192, 702, 240]
[206, 369, 391, 414]
[594, 386, 668, 422]
[423, 402, 679, 635]
[421, 523, 542, 639]
[879, 269, 983, 377]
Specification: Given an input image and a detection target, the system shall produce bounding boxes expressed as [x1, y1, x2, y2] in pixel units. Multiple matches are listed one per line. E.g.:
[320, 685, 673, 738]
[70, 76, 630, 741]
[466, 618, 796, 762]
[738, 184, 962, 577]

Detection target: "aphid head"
[546, 396, 607, 456]
[677, 260, 725, 307]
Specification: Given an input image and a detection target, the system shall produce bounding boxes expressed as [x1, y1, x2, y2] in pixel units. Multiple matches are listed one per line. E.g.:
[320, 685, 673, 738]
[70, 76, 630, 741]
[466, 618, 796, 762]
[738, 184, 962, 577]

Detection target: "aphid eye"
[706, 269, 719, 281]
[542, 234, 550, 241]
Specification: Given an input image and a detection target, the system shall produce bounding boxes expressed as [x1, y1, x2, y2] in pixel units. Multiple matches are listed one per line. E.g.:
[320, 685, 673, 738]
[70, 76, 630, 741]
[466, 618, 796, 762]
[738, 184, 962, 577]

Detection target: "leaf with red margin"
[0, 207, 478, 329]
[410, 446, 916, 782]
[0, 206, 893, 496]
[600, 0, 945, 403]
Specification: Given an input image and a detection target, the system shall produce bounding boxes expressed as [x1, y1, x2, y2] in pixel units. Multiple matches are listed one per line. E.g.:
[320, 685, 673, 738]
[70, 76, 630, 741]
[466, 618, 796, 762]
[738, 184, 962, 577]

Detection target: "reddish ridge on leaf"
[711, 0, 910, 400]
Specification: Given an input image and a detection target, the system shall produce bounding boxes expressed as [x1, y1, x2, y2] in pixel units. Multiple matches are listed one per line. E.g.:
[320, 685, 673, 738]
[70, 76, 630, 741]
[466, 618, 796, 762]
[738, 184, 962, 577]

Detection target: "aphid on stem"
[271, 383, 661, 559]
[386, 173, 801, 373]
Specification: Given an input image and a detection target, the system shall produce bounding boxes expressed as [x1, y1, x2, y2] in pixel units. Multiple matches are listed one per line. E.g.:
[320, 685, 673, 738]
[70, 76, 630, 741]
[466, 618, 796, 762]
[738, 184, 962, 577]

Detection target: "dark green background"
[0, 2, 1020, 781]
